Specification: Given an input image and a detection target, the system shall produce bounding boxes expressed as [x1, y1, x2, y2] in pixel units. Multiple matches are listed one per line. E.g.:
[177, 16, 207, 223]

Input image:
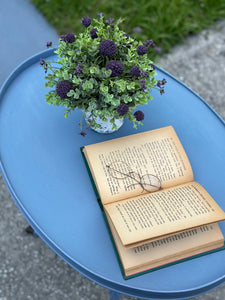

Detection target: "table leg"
[25, 225, 38, 236]
[110, 290, 120, 300]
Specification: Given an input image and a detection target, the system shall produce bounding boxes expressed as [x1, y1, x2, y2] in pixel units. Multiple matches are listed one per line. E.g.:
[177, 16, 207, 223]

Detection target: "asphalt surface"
[0, 1, 225, 299]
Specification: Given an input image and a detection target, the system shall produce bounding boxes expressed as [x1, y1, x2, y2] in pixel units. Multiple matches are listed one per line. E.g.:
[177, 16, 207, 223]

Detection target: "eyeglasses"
[106, 161, 161, 193]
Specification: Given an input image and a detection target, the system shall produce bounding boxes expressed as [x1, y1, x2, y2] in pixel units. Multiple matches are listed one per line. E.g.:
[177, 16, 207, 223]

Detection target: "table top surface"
[1, 49, 225, 300]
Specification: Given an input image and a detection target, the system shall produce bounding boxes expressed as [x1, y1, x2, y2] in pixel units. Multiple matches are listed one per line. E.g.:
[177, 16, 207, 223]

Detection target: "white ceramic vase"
[85, 112, 124, 134]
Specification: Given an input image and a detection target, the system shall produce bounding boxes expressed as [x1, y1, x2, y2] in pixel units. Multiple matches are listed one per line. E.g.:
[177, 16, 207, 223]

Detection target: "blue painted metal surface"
[110, 290, 120, 300]
[1, 49, 225, 299]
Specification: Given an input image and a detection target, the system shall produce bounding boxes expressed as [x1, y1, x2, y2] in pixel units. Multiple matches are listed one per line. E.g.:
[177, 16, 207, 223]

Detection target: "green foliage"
[40, 14, 165, 132]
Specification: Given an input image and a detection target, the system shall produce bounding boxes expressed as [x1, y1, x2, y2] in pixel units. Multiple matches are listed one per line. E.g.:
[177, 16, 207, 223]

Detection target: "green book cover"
[81, 147, 225, 280]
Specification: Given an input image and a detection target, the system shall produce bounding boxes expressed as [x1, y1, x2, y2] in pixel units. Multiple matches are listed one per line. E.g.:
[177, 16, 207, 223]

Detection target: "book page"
[107, 219, 224, 276]
[83, 126, 193, 204]
[104, 182, 225, 247]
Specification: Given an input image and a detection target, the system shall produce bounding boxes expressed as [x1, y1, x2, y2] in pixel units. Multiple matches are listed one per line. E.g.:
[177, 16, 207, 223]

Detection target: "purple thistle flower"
[123, 33, 131, 40]
[44, 65, 48, 73]
[79, 131, 87, 137]
[134, 110, 144, 121]
[137, 45, 148, 55]
[130, 66, 141, 77]
[90, 28, 98, 39]
[157, 80, 162, 88]
[40, 58, 45, 65]
[157, 78, 167, 87]
[117, 103, 129, 116]
[141, 70, 149, 78]
[156, 78, 166, 94]
[106, 60, 124, 77]
[160, 88, 165, 95]
[132, 26, 142, 34]
[140, 79, 147, 91]
[106, 27, 115, 33]
[56, 80, 73, 99]
[40, 58, 48, 73]
[60, 35, 66, 42]
[154, 46, 162, 53]
[105, 18, 115, 25]
[82, 16, 91, 27]
[99, 39, 117, 57]
[65, 33, 75, 43]
[97, 12, 104, 18]
[60, 33, 75, 43]
[75, 62, 84, 76]
[162, 78, 167, 85]
[144, 39, 161, 53]
[144, 39, 154, 47]
[149, 64, 155, 72]
[46, 41, 52, 48]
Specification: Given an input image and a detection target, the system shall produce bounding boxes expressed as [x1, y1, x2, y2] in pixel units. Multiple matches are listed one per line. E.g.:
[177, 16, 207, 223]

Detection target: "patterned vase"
[85, 112, 124, 134]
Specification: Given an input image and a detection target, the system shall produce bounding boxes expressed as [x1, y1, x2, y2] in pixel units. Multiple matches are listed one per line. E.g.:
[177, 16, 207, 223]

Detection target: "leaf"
[67, 90, 75, 97]
[100, 84, 108, 94]
[68, 50, 75, 56]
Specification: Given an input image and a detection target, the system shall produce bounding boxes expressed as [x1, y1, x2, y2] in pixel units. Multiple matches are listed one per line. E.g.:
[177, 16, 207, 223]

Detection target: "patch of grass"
[31, 0, 225, 57]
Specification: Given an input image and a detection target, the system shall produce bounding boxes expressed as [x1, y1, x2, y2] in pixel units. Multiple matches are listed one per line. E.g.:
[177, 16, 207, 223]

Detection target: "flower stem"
[80, 111, 86, 131]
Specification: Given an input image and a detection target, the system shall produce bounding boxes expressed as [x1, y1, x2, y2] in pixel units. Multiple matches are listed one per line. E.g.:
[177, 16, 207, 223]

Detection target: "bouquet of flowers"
[40, 13, 166, 136]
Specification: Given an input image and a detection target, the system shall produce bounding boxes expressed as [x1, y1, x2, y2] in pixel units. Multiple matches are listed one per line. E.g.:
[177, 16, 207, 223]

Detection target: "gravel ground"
[1, 1, 225, 299]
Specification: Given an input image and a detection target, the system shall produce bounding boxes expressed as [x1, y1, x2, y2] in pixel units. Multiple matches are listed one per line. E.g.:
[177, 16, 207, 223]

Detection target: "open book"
[82, 126, 225, 278]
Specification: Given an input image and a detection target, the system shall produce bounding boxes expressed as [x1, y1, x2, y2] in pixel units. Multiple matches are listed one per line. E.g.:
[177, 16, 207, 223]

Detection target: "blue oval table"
[1, 49, 225, 300]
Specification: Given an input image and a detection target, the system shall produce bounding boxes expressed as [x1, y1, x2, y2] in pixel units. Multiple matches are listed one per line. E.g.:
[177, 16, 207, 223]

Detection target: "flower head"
[106, 60, 124, 77]
[123, 33, 131, 40]
[65, 33, 75, 43]
[141, 70, 149, 78]
[40, 58, 45, 65]
[40, 58, 48, 73]
[99, 39, 117, 57]
[134, 110, 144, 121]
[46, 41, 52, 48]
[132, 26, 142, 34]
[61, 33, 75, 43]
[137, 45, 148, 55]
[154, 46, 162, 53]
[157, 78, 167, 87]
[97, 12, 104, 18]
[79, 131, 87, 137]
[75, 62, 84, 76]
[90, 28, 98, 39]
[56, 80, 73, 99]
[160, 88, 165, 95]
[117, 103, 129, 116]
[157, 78, 167, 95]
[130, 66, 141, 77]
[144, 39, 154, 47]
[144, 39, 162, 53]
[105, 18, 115, 25]
[82, 16, 91, 27]
[157, 80, 161, 88]
[140, 79, 147, 91]
[149, 64, 155, 72]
